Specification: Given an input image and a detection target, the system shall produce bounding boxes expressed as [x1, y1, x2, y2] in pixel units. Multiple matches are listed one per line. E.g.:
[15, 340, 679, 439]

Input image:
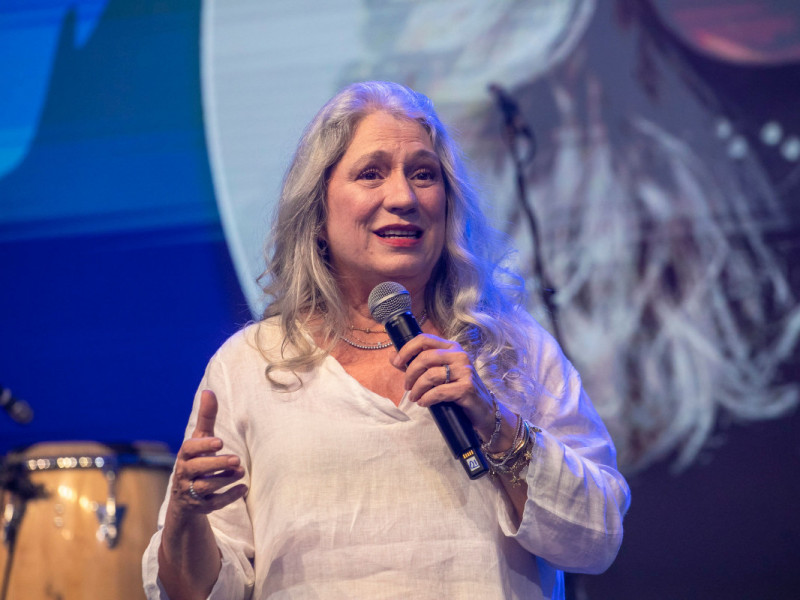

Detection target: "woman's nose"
[384, 171, 418, 213]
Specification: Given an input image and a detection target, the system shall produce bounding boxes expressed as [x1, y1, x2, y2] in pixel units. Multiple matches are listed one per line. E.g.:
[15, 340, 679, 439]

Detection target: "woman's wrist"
[479, 390, 503, 450]
[483, 418, 540, 486]
[474, 391, 518, 454]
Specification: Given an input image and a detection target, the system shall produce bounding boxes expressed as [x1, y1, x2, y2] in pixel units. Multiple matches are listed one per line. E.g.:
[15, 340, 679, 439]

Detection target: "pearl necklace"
[340, 312, 428, 350]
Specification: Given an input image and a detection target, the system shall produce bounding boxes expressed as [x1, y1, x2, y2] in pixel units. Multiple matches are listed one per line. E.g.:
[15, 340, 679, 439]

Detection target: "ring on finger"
[443, 364, 451, 385]
[188, 479, 203, 501]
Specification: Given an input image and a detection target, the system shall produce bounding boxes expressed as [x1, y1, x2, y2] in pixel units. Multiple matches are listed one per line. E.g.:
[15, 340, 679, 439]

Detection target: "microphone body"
[370, 284, 489, 479]
[1, 385, 34, 424]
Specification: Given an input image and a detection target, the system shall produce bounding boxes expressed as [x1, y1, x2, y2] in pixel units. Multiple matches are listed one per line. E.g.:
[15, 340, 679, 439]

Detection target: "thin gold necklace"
[349, 324, 386, 334]
[340, 312, 427, 350]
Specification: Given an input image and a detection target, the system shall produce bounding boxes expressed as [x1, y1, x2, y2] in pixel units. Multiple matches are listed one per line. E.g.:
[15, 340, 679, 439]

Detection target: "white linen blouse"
[143, 317, 630, 599]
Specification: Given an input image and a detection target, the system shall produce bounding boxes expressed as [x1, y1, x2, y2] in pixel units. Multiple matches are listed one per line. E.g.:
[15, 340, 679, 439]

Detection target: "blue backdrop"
[1, 0, 250, 454]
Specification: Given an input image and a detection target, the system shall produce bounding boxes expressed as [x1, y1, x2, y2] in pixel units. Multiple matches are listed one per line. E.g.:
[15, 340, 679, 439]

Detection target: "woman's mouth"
[376, 228, 423, 239]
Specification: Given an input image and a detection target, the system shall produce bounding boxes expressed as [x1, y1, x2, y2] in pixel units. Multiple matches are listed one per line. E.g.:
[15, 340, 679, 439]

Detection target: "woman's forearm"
[157, 508, 221, 600]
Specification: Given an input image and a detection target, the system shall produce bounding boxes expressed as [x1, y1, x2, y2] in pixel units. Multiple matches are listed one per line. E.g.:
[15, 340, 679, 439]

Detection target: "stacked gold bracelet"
[482, 416, 541, 486]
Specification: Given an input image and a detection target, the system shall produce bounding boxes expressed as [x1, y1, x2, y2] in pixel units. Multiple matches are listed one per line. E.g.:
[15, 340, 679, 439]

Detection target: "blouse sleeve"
[498, 321, 632, 574]
[142, 352, 256, 599]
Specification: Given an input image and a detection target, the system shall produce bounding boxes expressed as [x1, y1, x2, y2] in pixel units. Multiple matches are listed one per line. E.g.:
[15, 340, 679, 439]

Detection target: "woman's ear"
[317, 229, 329, 258]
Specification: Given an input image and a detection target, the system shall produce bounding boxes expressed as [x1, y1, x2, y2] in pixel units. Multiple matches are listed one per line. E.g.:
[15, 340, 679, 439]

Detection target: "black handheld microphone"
[1, 384, 34, 424]
[368, 282, 488, 479]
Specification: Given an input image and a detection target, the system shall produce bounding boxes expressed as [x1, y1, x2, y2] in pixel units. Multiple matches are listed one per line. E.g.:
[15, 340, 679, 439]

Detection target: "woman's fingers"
[179, 436, 226, 461]
[184, 468, 246, 501]
[192, 390, 218, 438]
[188, 483, 248, 513]
[409, 359, 476, 406]
[174, 450, 247, 514]
[391, 334, 451, 369]
[393, 336, 496, 435]
[179, 452, 241, 480]
[181, 477, 247, 515]
[170, 389, 248, 514]
[390, 336, 478, 407]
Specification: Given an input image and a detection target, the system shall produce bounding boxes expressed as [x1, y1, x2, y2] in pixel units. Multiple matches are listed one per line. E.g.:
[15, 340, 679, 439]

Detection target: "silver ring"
[188, 479, 202, 501]
[443, 364, 451, 385]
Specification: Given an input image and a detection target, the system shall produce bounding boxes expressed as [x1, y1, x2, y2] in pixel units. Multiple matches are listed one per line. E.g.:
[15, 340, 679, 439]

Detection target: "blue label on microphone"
[463, 449, 481, 473]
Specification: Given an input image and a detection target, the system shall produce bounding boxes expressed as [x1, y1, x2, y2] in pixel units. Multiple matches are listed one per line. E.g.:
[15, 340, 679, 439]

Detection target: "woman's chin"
[375, 265, 433, 288]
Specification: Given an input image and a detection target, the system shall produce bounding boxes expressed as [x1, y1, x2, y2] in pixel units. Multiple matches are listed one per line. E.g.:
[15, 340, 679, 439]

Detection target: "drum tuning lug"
[95, 503, 126, 548]
[94, 462, 126, 548]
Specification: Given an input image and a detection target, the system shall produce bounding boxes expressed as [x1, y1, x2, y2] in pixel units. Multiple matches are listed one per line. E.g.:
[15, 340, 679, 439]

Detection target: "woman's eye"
[358, 168, 381, 181]
[412, 168, 437, 182]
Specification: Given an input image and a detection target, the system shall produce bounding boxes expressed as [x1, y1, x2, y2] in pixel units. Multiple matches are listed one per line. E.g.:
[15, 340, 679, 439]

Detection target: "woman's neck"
[340, 281, 428, 330]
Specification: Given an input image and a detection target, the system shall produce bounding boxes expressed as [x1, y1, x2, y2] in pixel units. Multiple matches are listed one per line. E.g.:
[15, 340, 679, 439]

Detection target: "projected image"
[201, 0, 800, 473]
[200, 0, 367, 311]
[339, 0, 800, 472]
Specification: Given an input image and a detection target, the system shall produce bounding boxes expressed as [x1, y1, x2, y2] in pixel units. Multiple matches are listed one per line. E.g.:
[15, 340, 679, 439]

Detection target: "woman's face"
[324, 110, 446, 300]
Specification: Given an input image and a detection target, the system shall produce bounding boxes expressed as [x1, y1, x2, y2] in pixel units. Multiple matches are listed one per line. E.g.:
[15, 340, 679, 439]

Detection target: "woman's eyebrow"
[353, 149, 439, 163]
[352, 150, 391, 165]
[407, 149, 440, 164]
[347, 149, 441, 176]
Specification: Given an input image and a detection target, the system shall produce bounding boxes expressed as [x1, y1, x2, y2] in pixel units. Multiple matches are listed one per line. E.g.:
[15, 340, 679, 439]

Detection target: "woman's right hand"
[170, 389, 248, 516]
[158, 390, 247, 600]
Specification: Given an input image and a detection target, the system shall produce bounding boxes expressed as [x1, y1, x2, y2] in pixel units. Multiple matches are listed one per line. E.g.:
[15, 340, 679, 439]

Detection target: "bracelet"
[487, 420, 532, 484]
[485, 414, 524, 463]
[479, 390, 502, 452]
[485, 419, 541, 486]
[506, 430, 533, 486]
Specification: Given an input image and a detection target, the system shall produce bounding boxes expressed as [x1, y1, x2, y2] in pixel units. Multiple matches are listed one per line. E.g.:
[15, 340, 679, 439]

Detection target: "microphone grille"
[368, 282, 411, 324]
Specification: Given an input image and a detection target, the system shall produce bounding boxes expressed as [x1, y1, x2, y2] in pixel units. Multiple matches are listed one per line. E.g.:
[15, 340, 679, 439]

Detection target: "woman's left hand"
[390, 333, 495, 440]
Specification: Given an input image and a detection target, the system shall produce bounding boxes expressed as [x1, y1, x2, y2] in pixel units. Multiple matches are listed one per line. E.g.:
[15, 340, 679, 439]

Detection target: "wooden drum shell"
[1, 441, 173, 600]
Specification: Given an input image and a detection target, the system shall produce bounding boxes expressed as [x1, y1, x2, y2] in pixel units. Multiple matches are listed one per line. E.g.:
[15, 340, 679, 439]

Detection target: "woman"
[142, 81, 630, 600]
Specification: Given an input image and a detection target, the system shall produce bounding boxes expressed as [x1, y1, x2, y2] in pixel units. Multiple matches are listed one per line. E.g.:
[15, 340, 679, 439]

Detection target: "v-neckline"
[322, 353, 414, 418]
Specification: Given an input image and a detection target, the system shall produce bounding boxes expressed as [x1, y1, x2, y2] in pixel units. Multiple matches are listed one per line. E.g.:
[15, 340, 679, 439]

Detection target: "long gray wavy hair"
[259, 81, 538, 401]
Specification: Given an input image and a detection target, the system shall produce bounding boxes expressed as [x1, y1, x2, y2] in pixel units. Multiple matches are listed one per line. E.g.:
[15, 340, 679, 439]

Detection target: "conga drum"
[0, 441, 174, 600]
